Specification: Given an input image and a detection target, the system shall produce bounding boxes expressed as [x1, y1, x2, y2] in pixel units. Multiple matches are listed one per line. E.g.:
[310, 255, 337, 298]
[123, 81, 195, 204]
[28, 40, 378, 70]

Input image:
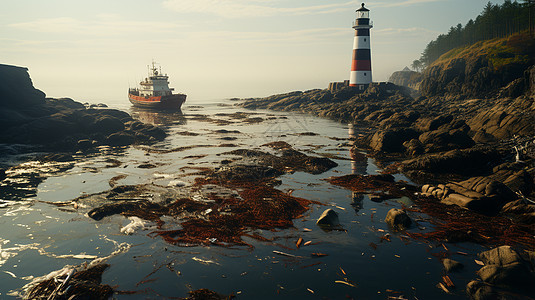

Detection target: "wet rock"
[105, 132, 135, 147]
[384, 208, 412, 230]
[403, 139, 424, 156]
[227, 147, 337, 175]
[316, 209, 340, 227]
[77, 139, 93, 150]
[0, 169, 5, 181]
[469, 97, 535, 142]
[402, 147, 501, 179]
[418, 125, 474, 153]
[501, 200, 535, 224]
[422, 176, 517, 214]
[0, 64, 167, 151]
[442, 258, 464, 273]
[477, 260, 534, 291]
[468, 246, 535, 296]
[370, 128, 419, 153]
[40, 153, 75, 162]
[90, 115, 125, 134]
[478, 245, 526, 267]
[87, 200, 163, 221]
[490, 162, 534, 196]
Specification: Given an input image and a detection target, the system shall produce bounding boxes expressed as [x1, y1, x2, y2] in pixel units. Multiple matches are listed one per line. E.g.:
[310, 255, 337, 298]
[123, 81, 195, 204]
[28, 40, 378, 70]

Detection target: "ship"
[128, 62, 186, 110]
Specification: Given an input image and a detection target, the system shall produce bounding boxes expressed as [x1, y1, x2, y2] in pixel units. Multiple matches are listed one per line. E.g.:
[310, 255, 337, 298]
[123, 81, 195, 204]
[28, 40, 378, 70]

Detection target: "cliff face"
[0, 64, 46, 109]
[388, 69, 422, 90]
[419, 33, 535, 99]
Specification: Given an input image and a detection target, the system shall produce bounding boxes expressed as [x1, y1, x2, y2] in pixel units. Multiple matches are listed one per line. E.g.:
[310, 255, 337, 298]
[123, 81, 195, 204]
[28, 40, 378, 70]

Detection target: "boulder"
[422, 176, 517, 214]
[105, 132, 135, 147]
[370, 128, 419, 153]
[90, 116, 125, 134]
[501, 200, 535, 224]
[316, 209, 340, 227]
[402, 148, 501, 178]
[419, 127, 474, 153]
[469, 246, 535, 295]
[469, 97, 535, 142]
[384, 208, 412, 230]
[478, 245, 526, 267]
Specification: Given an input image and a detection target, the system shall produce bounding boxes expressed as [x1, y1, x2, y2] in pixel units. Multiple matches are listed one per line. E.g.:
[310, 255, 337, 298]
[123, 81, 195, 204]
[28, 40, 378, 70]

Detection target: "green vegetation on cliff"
[414, 0, 534, 68]
[434, 32, 534, 70]
[419, 32, 534, 98]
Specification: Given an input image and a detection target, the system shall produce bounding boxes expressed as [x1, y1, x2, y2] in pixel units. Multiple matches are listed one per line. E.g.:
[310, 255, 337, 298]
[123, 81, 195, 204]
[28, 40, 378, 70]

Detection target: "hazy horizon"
[2, 0, 501, 104]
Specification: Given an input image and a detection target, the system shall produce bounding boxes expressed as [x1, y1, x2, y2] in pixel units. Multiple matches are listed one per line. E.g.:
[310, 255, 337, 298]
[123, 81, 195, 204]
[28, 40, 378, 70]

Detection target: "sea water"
[0, 99, 485, 299]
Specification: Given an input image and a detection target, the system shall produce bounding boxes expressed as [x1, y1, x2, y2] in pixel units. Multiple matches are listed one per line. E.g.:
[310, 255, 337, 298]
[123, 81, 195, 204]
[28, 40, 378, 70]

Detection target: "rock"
[471, 246, 535, 294]
[402, 147, 501, 179]
[418, 126, 474, 153]
[403, 139, 424, 156]
[77, 139, 93, 150]
[370, 128, 419, 153]
[478, 245, 525, 266]
[0, 64, 46, 109]
[105, 132, 135, 147]
[384, 208, 411, 230]
[388, 68, 422, 89]
[501, 200, 535, 224]
[91, 115, 125, 134]
[442, 258, 464, 273]
[316, 209, 340, 227]
[468, 97, 535, 142]
[422, 176, 517, 214]
[0, 169, 6, 181]
[477, 262, 534, 291]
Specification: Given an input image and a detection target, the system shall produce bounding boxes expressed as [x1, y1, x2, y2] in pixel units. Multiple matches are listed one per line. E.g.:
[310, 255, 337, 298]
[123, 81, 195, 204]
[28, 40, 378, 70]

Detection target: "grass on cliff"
[432, 31, 535, 70]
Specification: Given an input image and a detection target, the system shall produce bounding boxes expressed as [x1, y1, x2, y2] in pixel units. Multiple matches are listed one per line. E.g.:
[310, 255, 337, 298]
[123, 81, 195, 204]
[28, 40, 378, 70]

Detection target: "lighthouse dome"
[357, 3, 369, 12]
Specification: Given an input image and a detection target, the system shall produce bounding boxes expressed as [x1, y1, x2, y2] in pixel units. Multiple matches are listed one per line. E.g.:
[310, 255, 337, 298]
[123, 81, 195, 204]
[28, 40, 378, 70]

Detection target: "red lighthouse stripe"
[351, 60, 371, 71]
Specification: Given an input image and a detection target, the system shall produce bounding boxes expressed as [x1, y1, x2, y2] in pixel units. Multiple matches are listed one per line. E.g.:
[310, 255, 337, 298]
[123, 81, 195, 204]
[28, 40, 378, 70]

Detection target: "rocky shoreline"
[2, 57, 535, 299]
[238, 64, 535, 298]
[0, 64, 167, 163]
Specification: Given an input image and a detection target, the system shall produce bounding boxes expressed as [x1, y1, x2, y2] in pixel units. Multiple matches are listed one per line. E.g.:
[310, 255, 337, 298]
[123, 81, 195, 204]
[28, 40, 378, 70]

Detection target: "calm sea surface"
[0, 99, 485, 299]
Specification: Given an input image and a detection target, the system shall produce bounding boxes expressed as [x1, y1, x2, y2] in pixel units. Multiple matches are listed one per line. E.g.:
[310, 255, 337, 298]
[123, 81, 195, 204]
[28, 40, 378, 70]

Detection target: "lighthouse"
[350, 3, 373, 89]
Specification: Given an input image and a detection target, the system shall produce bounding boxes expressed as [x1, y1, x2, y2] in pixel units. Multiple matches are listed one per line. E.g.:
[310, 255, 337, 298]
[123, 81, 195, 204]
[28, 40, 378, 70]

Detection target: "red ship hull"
[128, 93, 186, 110]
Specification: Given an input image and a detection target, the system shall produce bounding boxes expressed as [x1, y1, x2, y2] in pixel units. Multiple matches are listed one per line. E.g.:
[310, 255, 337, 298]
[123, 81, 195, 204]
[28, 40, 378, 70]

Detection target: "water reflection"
[129, 107, 187, 126]
[349, 124, 367, 213]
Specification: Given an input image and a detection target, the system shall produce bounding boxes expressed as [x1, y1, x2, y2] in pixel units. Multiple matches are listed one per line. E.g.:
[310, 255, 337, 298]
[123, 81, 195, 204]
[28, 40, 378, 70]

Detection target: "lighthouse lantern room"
[350, 3, 373, 90]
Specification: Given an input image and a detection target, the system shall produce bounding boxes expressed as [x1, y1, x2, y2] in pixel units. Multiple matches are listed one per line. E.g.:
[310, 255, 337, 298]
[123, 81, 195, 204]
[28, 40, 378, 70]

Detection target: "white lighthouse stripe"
[350, 71, 372, 86]
[353, 36, 370, 50]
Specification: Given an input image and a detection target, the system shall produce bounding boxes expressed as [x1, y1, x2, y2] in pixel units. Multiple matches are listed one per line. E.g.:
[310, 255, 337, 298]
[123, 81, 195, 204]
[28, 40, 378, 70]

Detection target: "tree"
[416, 0, 533, 66]
[524, 0, 535, 35]
[411, 59, 423, 72]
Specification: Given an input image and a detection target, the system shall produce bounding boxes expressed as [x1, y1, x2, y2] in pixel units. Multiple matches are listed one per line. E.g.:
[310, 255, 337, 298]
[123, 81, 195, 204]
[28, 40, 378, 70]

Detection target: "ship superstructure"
[128, 62, 186, 110]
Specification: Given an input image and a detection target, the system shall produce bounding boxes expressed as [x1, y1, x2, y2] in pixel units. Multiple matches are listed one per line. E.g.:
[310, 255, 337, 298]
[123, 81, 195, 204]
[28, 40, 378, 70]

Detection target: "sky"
[1, 0, 503, 103]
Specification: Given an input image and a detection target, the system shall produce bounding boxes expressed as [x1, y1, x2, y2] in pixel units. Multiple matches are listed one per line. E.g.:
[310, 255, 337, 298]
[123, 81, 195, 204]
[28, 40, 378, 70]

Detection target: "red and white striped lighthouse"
[350, 3, 373, 89]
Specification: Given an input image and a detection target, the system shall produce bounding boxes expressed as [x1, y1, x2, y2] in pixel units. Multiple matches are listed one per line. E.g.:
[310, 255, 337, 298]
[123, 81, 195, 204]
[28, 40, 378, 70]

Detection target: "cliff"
[388, 67, 422, 90]
[419, 32, 535, 99]
[0, 64, 46, 109]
